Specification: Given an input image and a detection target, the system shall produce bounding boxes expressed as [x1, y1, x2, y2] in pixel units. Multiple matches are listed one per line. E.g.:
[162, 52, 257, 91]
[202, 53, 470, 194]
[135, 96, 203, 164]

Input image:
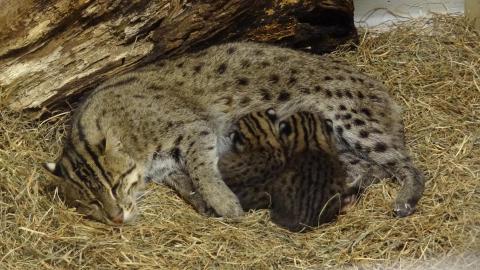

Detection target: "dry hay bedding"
[0, 15, 479, 269]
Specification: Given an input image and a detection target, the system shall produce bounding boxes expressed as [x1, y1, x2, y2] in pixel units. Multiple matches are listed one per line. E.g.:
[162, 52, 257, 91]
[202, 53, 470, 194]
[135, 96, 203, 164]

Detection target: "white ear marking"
[266, 108, 276, 115]
[44, 162, 57, 172]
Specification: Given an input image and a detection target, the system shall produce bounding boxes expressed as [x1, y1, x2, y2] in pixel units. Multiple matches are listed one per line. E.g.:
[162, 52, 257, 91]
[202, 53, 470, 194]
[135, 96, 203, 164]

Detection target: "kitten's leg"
[162, 171, 214, 216]
[180, 125, 244, 218]
[229, 182, 272, 211]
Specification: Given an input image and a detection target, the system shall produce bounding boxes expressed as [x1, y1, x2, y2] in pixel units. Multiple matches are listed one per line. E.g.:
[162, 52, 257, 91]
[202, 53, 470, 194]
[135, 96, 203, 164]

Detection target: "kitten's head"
[278, 112, 336, 156]
[229, 108, 282, 153]
[219, 108, 286, 180]
[43, 136, 143, 225]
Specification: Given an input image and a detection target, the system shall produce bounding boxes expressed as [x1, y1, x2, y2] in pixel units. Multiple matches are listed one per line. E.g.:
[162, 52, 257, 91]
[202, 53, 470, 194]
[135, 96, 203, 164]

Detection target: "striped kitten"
[43, 42, 424, 224]
[220, 110, 348, 232]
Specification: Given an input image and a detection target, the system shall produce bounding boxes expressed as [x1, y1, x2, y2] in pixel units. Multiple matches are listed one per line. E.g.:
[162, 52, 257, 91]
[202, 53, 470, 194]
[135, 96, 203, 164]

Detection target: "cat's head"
[43, 136, 143, 225]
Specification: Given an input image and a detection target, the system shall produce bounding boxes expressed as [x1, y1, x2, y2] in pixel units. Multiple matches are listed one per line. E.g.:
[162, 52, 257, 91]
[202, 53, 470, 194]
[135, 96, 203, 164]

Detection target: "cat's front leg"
[180, 125, 244, 218]
[162, 170, 215, 216]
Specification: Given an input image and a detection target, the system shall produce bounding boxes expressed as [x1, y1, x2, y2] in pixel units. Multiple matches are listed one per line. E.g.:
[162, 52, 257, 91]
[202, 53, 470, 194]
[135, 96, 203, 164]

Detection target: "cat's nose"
[111, 211, 124, 224]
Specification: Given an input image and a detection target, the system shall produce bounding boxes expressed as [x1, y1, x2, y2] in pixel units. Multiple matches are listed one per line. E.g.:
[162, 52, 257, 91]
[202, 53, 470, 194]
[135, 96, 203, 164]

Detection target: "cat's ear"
[104, 131, 124, 155]
[42, 162, 63, 178]
[101, 133, 134, 172]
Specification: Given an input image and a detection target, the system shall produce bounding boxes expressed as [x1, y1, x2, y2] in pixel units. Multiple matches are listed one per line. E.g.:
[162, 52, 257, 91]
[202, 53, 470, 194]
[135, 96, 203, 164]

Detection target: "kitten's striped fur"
[220, 111, 347, 232]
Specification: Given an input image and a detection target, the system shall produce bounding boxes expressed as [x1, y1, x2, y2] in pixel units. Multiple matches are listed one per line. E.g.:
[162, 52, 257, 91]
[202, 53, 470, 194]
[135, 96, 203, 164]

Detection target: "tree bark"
[0, 0, 356, 115]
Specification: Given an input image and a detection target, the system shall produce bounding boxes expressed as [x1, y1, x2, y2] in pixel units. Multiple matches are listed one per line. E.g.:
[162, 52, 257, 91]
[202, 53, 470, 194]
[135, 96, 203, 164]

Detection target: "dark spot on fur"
[269, 74, 280, 84]
[335, 90, 343, 98]
[342, 114, 352, 120]
[166, 122, 173, 128]
[339, 105, 347, 111]
[275, 56, 289, 62]
[241, 59, 250, 68]
[371, 128, 383, 134]
[357, 91, 365, 99]
[260, 61, 270, 67]
[199, 131, 210, 136]
[193, 64, 203, 73]
[237, 77, 249, 86]
[335, 114, 341, 120]
[355, 142, 362, 151]
[324, 76, 333, 81]
[359, 130, 369, 138]
[350, 76, 357, 82]
[344, 124, 351, 130]
[278, 91, 290, 102]
[240, 96, 251, 105]
[335, 126, 343, 135]
[288, 77, 297, 85]
[133, 94, 145, 98]
[300, 87, 310, 94]
[170, 148, 182, 162]
[386, 161, 397, 167]
[176, 81, 184, 86]
[174, 135, 184, 145]
[374, 142, 387, 152]
[353, 119, 366, 126]
[260, 88, 272, 101]
[360, 108, 372, 117]
[227, 47, 236, 54]
[358, 78, 365, 83]
[217, 63, 227, 74]
[325, 89, 333, 97]
[176, 62, 184, 68]
[290, 68, 298, 74]
[351, 109, 358, 114]
[345, 90, 353, 98]
[368, 94, 380, 101]
[350, 159, 360, 165]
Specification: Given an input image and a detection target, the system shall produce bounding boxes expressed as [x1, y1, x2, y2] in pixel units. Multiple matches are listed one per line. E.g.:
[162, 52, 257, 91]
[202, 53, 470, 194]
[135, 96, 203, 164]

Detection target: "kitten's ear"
[324, 119, 334, 134]
[230, 131, 246, 152]
[279, 121, 292, 136]
[42, 162, 63, 178]
[265, 108, 277, 122]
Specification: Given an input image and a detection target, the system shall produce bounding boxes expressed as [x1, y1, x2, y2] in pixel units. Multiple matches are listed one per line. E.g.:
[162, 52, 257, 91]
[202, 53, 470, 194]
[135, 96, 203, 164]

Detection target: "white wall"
[354, 0, 464, 29]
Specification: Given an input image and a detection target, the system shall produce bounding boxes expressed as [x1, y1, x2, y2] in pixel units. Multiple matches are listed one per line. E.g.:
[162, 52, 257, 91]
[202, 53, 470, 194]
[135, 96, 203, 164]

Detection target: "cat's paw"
[208, 192, 244, 218]
[393, 201, 415, 217]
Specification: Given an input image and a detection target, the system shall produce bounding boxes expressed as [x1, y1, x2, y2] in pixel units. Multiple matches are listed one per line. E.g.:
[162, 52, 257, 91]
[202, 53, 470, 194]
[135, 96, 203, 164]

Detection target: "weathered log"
[0, 0, 356, 115]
